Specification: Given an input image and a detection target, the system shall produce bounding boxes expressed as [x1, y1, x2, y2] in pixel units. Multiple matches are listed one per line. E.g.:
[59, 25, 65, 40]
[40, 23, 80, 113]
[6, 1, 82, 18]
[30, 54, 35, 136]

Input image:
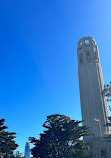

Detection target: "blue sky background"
[0, 0, 111, 154]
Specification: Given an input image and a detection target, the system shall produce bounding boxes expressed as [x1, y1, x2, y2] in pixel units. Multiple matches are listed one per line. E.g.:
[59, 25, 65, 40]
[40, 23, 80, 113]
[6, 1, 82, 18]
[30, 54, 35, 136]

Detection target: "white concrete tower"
[77, 37, 110, 139]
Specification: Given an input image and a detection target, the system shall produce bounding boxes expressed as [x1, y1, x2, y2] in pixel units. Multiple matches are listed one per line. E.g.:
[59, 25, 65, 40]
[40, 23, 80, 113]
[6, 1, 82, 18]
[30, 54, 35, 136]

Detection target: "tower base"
[86, 137, 111, 158]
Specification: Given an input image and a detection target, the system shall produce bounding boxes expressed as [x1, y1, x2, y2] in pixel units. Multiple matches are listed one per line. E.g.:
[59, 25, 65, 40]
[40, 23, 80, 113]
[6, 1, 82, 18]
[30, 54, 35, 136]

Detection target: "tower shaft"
[77, 37, 110, 138]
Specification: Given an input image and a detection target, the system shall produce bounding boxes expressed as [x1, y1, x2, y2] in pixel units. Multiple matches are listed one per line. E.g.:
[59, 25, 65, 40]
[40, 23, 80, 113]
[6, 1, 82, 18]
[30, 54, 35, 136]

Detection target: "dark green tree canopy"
[13, 151, 24, 158]
[0, 118, 18, 158]
[29, 114, 90, 158]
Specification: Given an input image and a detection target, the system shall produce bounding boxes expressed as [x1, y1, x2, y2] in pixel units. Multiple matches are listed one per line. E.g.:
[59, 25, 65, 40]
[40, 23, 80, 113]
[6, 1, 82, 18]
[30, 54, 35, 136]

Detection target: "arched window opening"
[85, 40, 89, 44]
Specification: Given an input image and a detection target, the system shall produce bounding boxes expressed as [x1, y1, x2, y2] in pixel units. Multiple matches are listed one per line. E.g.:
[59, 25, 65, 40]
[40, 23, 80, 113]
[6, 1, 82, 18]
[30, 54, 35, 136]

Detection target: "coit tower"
[77, 37, 110, 139]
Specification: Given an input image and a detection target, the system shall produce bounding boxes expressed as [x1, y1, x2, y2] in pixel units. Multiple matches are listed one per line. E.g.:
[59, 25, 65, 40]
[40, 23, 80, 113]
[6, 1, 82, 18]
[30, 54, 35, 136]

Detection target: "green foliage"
[13, 151, 24, 158]
[0, 119, 18, 158]
[29, 114, 90, 158]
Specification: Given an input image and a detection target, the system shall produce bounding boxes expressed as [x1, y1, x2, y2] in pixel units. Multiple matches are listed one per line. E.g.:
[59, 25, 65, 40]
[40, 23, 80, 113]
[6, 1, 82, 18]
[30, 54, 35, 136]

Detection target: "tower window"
[86, 51, 92, 62]
[85, 40, 89, 44]
[101, 149, 107, 158]
[92, 40, 95, 45]
[87, 51, 90, 55]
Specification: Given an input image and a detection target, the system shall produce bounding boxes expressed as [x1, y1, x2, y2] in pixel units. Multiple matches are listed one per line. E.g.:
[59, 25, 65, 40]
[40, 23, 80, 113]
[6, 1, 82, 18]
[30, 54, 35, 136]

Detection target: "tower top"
[78, 37, 96, 48]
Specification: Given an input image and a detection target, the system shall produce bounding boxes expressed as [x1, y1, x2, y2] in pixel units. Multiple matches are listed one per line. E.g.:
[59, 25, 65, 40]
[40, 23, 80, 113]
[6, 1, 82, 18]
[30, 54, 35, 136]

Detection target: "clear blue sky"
[0, 0, 111, 153]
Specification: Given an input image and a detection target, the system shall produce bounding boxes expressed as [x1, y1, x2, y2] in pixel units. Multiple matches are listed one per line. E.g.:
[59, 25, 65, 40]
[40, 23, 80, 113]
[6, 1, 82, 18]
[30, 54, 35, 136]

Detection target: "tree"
[29, 114, 90, 158]
[103, 82, 111, 125]
[103, 82, 111, 142]
[0, 119, 18, 158]
[13, 151, 24, 158]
